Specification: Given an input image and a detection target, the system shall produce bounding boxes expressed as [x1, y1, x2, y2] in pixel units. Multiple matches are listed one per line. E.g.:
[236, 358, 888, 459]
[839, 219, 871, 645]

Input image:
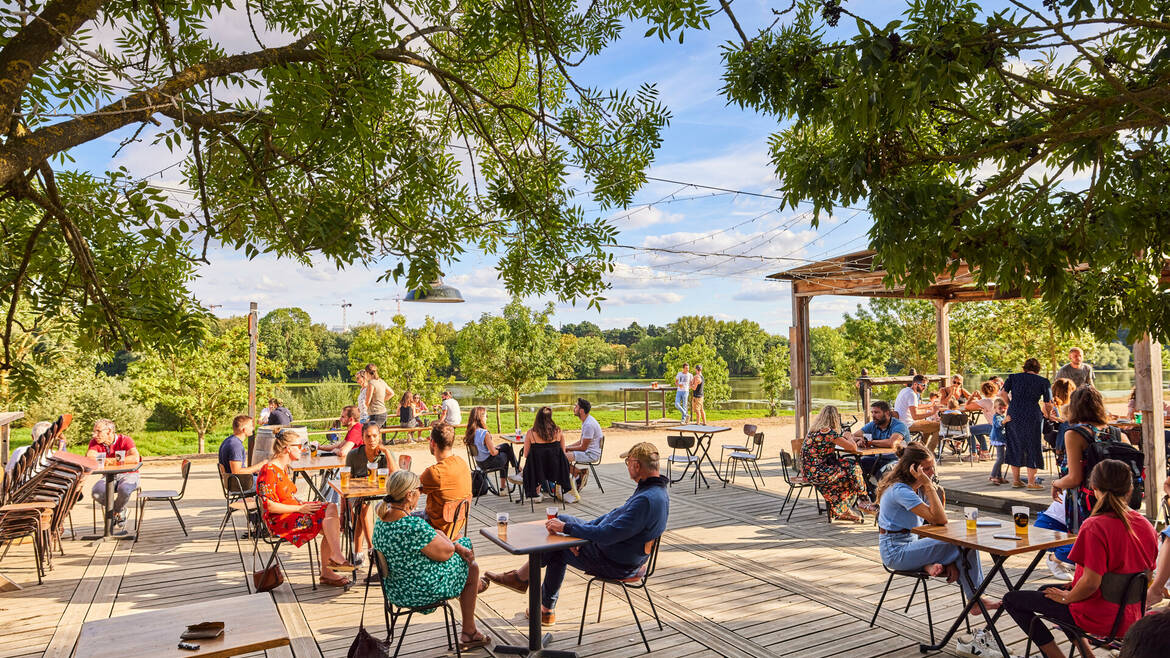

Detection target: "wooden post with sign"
[1134, 335, 1166, 521]
[247, 302, 258, 465]
[934, 300, 951, 378]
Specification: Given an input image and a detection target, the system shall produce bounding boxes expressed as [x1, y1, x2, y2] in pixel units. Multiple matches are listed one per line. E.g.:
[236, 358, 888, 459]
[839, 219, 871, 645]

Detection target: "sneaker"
[577, 470, 589, 491]
[956, 629, 1014, 658]
[567, 490, 581, 504]
[1046, 554, 1074, 582]
[507, 474, 523, 485]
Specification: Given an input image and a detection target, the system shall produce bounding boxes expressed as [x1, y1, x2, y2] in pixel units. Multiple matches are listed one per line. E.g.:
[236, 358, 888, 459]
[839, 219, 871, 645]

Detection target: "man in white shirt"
[894, 374, 941, 453]
[674, 364, 693, 422]
[438, 390, 462, 426]
[565, 398, 603, 490]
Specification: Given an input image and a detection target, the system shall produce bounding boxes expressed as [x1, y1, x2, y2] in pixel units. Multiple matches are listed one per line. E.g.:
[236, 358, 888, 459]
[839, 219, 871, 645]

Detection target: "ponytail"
[1087, 459, 1136, 537]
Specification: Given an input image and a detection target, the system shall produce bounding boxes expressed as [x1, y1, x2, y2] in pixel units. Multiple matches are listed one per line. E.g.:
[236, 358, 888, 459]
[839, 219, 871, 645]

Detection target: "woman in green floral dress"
[800, 405, 876, 523]
[372, 470, 490, 651]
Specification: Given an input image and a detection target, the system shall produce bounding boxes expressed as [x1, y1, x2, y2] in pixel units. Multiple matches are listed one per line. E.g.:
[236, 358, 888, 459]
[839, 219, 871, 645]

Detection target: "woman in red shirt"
[1001, 459, 1157, 657]
[257, 429, 354, 587]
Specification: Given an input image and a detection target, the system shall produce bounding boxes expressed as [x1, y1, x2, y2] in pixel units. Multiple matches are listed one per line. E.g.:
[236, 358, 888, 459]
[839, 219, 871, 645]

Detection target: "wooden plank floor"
[0, 446, 1112, 658]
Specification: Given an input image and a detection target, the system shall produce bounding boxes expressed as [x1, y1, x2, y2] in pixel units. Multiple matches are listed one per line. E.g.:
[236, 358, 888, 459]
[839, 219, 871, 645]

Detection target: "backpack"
[471, 469, 490, 497]
[1064, 424, 1144, 533]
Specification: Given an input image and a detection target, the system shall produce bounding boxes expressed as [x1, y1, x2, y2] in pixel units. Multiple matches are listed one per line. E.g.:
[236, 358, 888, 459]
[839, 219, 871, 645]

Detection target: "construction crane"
[373, 295, 403, 316]
[331, 299, 353, 331]
[365, 309, 378, 324]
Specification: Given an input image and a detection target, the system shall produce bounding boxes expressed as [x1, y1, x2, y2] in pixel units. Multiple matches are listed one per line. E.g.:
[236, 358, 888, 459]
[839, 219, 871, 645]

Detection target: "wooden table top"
[480, 519, 589, 556]
[288, 454, 343, 472]
[327, 478, 385, 499]
[620, 386, 678, 393]
[667, 425, 732, 434]
[49, 451, 99, 471]
[911, 520, 1075, 556]
[73, 593, 289, 658]
[500, 434, 525, 444]
[90, 463, 140, 476]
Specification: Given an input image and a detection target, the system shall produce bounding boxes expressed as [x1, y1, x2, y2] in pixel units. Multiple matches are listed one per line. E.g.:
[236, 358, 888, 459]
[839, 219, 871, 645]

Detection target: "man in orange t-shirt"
[419, 423, 472, 537]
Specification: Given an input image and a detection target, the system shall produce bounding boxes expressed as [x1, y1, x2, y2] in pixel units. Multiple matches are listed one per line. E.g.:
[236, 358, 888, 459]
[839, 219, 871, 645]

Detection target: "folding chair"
[724, 432, 765, 491]
[371, 548, 462, 658]
[243, 492, 323, 592]
[439, 498, 471, 540]
[937, 412, 972, 464]
[466, 443, 511, 505]
[719, 424, 754, 477]
[1023, 571, 1148, 658]
[578, 537, 663, 653]
[214, 465, 256, 552]
[778, 450, 824, 522]
[134, 459, 192, 539]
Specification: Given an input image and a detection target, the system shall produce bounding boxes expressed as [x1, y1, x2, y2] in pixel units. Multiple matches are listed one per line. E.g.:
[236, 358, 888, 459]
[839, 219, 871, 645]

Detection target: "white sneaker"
[567, 490, 581, 504]
[1046, 554, 1074, 582]
[507, 474, 523, 485]
[954, 628, 1017, 658]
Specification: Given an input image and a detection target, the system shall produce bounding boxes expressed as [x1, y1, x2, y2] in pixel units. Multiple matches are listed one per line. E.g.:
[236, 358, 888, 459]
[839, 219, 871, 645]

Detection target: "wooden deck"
[0, 446, 1108, 658]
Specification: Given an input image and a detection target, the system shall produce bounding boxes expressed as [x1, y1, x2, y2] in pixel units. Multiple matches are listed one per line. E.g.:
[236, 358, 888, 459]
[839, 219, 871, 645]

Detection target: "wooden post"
[790, 293, 812, 440]
[0, 411, 22, 467]
[934, 299, 951, 378]
[1134, 335, 1166, 521]
[247, 302, 258, 465]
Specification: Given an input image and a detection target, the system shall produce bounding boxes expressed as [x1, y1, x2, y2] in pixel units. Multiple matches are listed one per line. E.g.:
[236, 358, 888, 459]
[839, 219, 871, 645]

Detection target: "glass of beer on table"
[546, 506, 558, 522]
[496, 512, 509, 539]
[1012, 506, 1029, 535]
[115, 450, 126, 466]
[339, 466, 351, 488]
[964, 507, 978, 532]
[309, 441, 318, 458]
[366, 462, 378, 486]
[377, 468, 389, 490]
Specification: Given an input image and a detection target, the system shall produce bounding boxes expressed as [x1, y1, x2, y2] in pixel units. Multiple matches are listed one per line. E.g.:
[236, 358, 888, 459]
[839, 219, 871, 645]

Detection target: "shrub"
[295, 375, 356, 419]
[28, 362, 149, 446]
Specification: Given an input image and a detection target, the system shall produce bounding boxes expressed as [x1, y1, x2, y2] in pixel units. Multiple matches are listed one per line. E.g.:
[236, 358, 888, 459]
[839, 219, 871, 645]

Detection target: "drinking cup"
[1135, 411, 1144, 425]
[863, 433, 873, 442]
[115, 450, 126, 466]
[377, 468, 389, 490]
[367, 462, 378, 486]
[309, 442, 318, 458]
[1012, 506, 1029, 535]
[339, 467, 351, 488]
[95, 454, 106, 469]
[546, 506, 558, 521]
[964, 507, 978, 532]
[496, 512, 509, 539]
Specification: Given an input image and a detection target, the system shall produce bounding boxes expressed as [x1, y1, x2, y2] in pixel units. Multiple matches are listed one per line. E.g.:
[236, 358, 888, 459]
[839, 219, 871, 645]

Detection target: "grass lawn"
[8, 407, 789, 456]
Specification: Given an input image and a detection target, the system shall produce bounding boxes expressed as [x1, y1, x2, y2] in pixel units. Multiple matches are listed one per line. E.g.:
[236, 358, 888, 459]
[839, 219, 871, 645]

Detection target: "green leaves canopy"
[0, 0, 714, 367]
[722, 0, 1170, 341]
[347, 315, 453, 402]
[663, 336, 729, 404]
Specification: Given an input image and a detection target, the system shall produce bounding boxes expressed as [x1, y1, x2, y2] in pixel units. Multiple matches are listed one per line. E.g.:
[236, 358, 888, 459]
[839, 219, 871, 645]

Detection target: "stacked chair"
[1, 415, 88, 582]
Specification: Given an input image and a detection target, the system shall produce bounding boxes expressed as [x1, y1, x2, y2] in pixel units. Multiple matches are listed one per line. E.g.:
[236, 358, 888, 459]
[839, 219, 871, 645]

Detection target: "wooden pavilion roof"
[769, 249, 1170, 301]
[767, 249, 1013, 301]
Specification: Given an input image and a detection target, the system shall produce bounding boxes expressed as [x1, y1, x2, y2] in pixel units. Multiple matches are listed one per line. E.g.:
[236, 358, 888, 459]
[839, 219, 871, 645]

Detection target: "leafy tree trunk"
[197, 429, 206, 454]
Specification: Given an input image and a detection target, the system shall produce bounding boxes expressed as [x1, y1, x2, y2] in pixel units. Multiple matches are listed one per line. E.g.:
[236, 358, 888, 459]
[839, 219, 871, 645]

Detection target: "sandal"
[1026, 483, 1044, 490]
[1011, 480, 1025, 488]
[834, 512, 864, 524]
[319, 574, 351, 587]
[459, 630, 491, 650]
[327, 560, 357, 571]
[478, 577, 490, 594]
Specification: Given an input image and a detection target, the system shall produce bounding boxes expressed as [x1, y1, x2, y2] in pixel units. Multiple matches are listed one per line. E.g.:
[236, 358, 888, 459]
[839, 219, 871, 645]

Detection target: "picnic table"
[621, 386, 678, 425]
[911, 519, 1075, 657]
[74, 593, 288, 658]
[480, 520, 589, 657]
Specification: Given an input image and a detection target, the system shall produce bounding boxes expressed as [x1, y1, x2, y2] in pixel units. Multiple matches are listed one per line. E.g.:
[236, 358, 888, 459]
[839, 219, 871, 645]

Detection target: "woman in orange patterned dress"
[257, 429, 354, 587]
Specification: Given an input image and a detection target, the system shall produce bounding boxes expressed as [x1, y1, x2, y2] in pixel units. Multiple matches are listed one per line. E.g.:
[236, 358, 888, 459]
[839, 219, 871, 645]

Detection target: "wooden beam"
[247, 301, 258, 465]
[934, 300, 951, 378]
[1134, 335, 1166, 521]
[791, 295, 812, 440]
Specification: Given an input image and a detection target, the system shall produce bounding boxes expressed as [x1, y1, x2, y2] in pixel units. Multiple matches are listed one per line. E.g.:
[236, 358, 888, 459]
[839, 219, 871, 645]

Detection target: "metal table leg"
[493, 553, 578, 657]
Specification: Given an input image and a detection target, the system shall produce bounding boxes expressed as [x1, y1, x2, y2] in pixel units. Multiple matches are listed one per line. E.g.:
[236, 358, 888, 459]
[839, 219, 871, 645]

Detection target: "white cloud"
[731, 279, 786, 302]
[607, 292, 684, 306]
[607, 205, 683, 230]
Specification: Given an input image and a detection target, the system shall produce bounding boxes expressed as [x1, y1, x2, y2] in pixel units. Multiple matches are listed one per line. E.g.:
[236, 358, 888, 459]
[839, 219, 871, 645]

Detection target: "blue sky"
[65, 1, 1029, 334]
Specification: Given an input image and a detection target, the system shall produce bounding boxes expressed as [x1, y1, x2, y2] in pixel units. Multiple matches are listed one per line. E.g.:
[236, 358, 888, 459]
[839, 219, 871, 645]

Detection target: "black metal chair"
[777, 449, 824, 522]
[869, 563, 969, 645]
[723, 432, 765, 491]
[666, 434, 704, 494]
[578, 536, 663, 654]
[936, 412, 972, 464]
[214, 465, 256, 551]
[466, 443, 512, 505]
[134, 459, 192, 538]
[244, 491, 323, 592]
[370, 548, 462, 658]
[574, 435, 605, 494]
[1023, 571, 1149, 658]
[719, 424, 754, 477]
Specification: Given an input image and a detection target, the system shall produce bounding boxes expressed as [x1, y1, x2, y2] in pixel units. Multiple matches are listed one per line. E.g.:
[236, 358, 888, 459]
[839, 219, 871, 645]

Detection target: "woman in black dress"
[1000, 358, 1053, 489]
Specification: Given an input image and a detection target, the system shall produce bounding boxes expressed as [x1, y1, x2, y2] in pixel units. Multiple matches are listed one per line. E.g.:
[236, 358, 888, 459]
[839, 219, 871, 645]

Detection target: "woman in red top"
[256, 429, 354, 587]
[1002, 459, 1157, 658]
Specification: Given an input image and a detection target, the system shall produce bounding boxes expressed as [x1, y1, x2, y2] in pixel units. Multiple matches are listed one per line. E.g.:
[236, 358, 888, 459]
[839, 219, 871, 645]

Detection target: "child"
[987, 399, 1009, 485]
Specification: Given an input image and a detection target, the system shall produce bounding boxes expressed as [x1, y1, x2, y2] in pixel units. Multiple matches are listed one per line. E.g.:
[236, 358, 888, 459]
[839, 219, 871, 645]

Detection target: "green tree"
[347, 315, 453, 402]
[455, 300, 558, 428]
[715, 320, 770, 375]
[311, 325, 353, 378]
[664, 338, 729, 410]
[552, 333, 579, 380]
[560, 321, 602, 338]
[722, 0, 1170, 342]
[29, 355, 150, 444]
[1087, 342, 1131, 371]
[130, 326, 279, 452]
[0, 0, 715, 369]
[630, 335, 670, 379]
[989, 299, 1095, 377]
[667, 316, 719, 346]
[259, 308, 318, 377]
[761, 344, 791, 417]
[809, 326, 846, 375]
[603, 322, 648, 346]
[572, 336, 614, 378]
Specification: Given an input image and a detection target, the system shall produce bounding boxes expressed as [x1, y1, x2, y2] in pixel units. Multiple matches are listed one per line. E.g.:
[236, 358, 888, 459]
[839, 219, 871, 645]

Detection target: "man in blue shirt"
[851, 400, 907, 499]
[217, 415, 265, 477]
[485, 442, 669, 625]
